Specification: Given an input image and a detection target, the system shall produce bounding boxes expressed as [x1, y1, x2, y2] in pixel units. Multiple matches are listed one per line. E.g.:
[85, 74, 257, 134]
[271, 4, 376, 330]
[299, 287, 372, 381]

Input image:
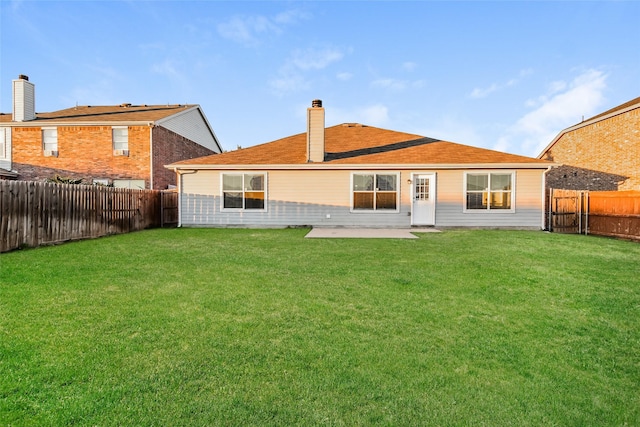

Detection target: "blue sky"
[1, 1, 639, 156]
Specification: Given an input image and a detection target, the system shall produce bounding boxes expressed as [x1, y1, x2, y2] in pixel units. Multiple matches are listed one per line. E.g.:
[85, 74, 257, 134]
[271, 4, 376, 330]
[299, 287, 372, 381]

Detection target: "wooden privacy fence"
[548, 189, 640, 241]
[0, 181, 177, 253]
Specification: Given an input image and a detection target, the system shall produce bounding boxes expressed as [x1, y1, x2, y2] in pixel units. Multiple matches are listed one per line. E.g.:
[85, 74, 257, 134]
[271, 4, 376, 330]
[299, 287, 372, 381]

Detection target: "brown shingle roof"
[0, 104, 195, 124]
[171, 123, 550, 167]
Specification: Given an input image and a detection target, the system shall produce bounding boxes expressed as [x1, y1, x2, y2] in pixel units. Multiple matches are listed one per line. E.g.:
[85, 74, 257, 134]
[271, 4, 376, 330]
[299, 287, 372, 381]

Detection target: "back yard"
[1, 229, 638, 425]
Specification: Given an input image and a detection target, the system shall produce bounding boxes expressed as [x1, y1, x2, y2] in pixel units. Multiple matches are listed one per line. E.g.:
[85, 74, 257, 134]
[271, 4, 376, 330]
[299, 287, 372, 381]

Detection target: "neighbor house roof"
[537, 96, 640, 158]
[169, 123, 552, 170]
[0, 104, 198, 125]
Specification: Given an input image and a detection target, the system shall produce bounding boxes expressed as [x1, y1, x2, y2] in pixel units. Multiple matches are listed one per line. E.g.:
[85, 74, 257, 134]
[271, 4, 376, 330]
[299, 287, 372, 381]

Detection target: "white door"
[412, 174, 435, 226]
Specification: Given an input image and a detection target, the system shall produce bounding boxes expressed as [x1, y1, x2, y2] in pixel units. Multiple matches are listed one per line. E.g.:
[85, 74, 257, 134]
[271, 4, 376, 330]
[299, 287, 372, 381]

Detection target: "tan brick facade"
[541, 104, 640, 191]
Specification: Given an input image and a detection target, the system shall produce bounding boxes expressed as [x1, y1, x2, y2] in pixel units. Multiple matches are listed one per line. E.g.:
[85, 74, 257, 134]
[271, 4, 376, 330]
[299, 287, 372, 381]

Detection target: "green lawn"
[1, 228, 639, 426]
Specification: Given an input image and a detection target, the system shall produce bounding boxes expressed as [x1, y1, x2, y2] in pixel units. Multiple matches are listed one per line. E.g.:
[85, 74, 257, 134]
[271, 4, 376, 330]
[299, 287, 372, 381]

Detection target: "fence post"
[585, 191, 589, 236]
[548, 188, 553, 232]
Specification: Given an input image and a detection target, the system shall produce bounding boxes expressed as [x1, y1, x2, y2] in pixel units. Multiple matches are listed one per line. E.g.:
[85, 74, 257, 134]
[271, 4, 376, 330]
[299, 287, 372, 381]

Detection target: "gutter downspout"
[175, 168, 197, 227]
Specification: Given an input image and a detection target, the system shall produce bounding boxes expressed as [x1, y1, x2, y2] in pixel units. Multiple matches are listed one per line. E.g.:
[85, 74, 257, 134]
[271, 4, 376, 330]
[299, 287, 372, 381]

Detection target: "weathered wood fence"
[548, 189, 640, 241]
[1, 181, 178, 253]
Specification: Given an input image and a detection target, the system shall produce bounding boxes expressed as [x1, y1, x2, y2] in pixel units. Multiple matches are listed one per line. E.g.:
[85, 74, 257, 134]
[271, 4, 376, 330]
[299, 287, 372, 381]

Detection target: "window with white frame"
[112, 127, 129, 155]
[352, 173, 399, 211]
[465, 172, 514, 211]
[0, 128, 7, 159]
[222, 173, 266, 210]
[42, 128, 58, 156]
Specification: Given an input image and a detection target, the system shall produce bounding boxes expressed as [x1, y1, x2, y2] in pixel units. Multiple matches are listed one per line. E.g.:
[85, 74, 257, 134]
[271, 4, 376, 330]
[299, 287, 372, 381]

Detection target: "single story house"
[167, 100, 553, 229]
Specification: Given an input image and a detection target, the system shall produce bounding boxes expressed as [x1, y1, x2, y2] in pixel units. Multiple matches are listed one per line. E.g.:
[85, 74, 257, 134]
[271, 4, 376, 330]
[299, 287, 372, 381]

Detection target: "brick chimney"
[306, 99, 325, 162]
[12, 75, 36, 122]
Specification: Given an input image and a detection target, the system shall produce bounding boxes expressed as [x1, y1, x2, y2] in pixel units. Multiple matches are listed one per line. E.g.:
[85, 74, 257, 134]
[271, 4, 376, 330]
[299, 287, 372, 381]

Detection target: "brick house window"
[42, 128, 58, 157]
[112, 127, 129, 156]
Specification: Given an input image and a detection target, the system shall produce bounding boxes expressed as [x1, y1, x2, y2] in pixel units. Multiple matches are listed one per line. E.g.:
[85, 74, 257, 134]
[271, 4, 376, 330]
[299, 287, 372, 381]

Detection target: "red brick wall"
[152, 126, 218, 190]
[12, 125, 152, 187]
[543, 108, 640, 190]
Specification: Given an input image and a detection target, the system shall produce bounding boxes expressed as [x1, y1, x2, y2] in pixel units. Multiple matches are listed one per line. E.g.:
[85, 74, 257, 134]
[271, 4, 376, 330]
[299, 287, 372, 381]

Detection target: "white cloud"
[274, 9, 310, 25]
[402, 61, 417, 72]
[372, 78, 407, 91]
[496, 69, 608, 156]
[470, 83, 499, 99]
[269, 46, 349, 95]
[290, 47, 345, 70]
[217, 9, 307, 46]
[470, 68, 533, 99]
[337, 72, 353, 81]
[151, 59, 181, 78]
[357, 104, 390, 126]
[217, 15, 277, 45]
[371, 78, 425, 92]
[269, 73, 310, 94]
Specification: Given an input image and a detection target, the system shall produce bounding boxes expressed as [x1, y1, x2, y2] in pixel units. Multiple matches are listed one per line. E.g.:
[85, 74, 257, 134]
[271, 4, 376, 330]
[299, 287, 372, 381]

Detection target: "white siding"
[434, 169, 544, 228]
[179, 168, 546, 229]
[0, 128, 11, 171]
[12, 78, 35, 122]
[158, 107, 221, 153]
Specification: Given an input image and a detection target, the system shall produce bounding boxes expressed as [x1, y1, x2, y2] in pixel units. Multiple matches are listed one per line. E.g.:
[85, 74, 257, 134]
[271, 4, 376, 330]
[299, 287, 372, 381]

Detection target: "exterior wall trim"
[168, 162, 553, 172]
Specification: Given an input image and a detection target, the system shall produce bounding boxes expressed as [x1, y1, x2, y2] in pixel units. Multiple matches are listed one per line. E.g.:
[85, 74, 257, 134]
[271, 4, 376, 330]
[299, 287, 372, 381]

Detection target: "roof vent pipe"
[311, 99, 322, 108]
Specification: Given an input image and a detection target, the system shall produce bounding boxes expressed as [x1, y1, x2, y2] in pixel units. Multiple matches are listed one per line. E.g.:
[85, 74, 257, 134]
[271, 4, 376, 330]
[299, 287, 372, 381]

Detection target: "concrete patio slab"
[304, 228, 440, 239]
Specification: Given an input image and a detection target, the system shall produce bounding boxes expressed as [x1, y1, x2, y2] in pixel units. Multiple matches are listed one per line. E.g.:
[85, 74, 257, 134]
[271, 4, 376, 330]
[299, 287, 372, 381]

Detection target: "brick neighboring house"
[538, 96, 640, 191]
[0, 75, 222, 189]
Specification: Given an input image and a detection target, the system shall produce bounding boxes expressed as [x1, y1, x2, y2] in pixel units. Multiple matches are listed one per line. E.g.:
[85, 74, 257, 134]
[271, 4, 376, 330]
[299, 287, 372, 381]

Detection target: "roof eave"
[3, 120, 156, 127]
[166, 162, 555, 171]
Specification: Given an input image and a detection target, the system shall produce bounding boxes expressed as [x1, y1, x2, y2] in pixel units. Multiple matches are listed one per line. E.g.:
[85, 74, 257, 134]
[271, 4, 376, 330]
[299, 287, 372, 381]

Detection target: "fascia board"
[166, 162, 556, 171]
[4, 120, 155, 127]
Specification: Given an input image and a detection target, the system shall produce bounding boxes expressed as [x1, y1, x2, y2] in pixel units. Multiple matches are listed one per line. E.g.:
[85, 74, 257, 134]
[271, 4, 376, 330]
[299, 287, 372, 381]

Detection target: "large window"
[465, 172, 514, 211]
[42, 128, 58, 157]
[112, 127, 129, 156]
[352, 173, 399, 211]
[222, 173, 266, 210]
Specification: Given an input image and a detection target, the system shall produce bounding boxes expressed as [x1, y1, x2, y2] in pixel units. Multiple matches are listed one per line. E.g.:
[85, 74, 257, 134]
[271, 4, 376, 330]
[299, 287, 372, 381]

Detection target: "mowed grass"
[1, 228, 639, 426]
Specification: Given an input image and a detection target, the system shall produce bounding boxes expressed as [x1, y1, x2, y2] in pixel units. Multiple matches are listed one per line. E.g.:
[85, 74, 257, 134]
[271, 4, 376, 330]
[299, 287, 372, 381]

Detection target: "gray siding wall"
[434, 169, 544, 228]
[179, 169, 545, 228]
[158, 108, 220, 153]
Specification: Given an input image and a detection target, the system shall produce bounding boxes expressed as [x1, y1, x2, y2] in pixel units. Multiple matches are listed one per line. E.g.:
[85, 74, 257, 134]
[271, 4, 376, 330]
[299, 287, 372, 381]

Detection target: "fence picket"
[0, 181, 166, 253]
[549, 189, 640, 241]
